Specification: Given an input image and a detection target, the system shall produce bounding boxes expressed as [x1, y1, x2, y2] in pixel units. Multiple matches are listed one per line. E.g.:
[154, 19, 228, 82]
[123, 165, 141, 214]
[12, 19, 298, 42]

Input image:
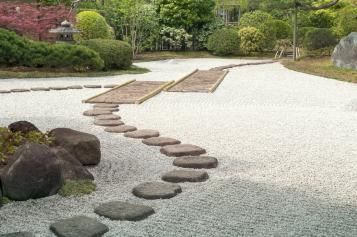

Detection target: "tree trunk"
[292, 3, 298, 61]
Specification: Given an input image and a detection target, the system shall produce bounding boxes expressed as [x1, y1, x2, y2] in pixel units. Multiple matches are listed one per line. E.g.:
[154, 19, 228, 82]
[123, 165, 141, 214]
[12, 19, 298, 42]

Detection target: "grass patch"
[0, 196, 12, 206]
[0, 66, 149, 79]
[282, 57, 357, 83]
[58, 180, 96, 197]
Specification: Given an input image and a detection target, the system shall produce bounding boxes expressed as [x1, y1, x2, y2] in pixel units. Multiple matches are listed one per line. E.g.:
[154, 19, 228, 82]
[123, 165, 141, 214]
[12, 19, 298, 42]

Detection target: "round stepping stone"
[95, 114, 121, 120]
[84, 85, 102, 88]
[104, 125, 137, 133]
[67, 85, 83, 89]
[160, 144, 206, 157]
[31, 87, 50, 91]
[83, 109, 112, 116]
[94, 201, 155, 221]
[103, 84, 118, 88]
[0, 90, 11, 94]
[173, 156, 218, 169]
[49, 86, 68, 90]
[94, 107, 119, 112]
[142, 137, 181, 146]
[93, 103, 119, 108]
[132, 182, 182, 200]
[94, 119, 124, 127]
[50, 216, 108, 237]
[11, 89, 30, 93]
[0, 232, 35, 237]
[162, 170, 209, 183]
[124, 129, 160, 139]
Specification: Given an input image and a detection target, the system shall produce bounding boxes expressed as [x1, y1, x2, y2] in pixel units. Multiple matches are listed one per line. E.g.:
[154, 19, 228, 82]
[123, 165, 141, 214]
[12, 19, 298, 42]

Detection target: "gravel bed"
[0, 58, 356, 236]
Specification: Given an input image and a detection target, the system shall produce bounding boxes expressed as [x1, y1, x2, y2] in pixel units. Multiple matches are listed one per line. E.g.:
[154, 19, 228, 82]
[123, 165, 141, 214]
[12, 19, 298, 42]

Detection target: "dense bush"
[333, 7, 357, 38]
[81, 39, 132, 70]
[308, 9, 336, 29]
[298, 27, 317, 44]
[0, 29, 104, 71]
[272, 20, 291, 40]
[75, 11, 113, 41]
[207, 28, 240, 55]
[239, 27, 265, 54]
[303, 28, 337, 50]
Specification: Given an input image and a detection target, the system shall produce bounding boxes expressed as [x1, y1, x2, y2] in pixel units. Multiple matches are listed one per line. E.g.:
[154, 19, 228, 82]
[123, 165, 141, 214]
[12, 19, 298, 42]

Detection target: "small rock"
[162, 170, 209, 183]
[49, 86, 68, 91]
[0, 232, 35, 237]
[11, 89, 30, 93]
[142, 137, 181, 146]
[94, 201, 155, 221]
[84, 85, 102, 89]
[50, 216, 108, 237]
[95, 114, 121, 120]
[160, 144, 206, 157]
[173, 156, 218, 169]
[67, 85, 83, 89]
[103, 84, 118, 88]
[104, 125, 137, 133]
[8, 121, 40, 134]
[94, 119, 124, 127]
[132, 182, 182, 200]
[0, 90, 11, 94]
[31, 87, 50, 91]
[124, 129, 160, 139]
[93, 104, 119, 108]
[83, 110, 112, 116]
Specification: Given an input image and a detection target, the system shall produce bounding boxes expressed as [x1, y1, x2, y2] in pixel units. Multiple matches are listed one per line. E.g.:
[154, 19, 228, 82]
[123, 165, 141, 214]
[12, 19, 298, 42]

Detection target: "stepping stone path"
[105, 125, 137, 133]
[162, 170, 209, 183]
[94, 201, 155, 221]
[50, 216, 108, 237]
[11, 89, 30, 93]
[67, 85, 83, 89]
[0, 232, 35, 237]
[142, 137, 181, 146]
[50, 86, 68, 90]
[83, 109, 112, 116]
[132, 182, 182, 199]
[31, 87, 50, 91]
[94, 119, 124, 127]
[94, 104, 119, 109]
[0, 90, 10, 94]
[84, 85, 102, 88]
[173, 156, 218, 169]
[124, 129, 160, 139]
[103, 84, 118, 88]
[95, 114, 121, 120]
[160, 144, 206, 157]
[95, 107, 119, 112]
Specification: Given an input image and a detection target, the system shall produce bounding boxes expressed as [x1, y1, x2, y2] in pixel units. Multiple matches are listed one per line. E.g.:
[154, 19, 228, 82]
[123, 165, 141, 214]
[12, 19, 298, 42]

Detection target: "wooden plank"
[164, 69, 198, 91]
[209, 70, 229, 93]
[136, 80, 175, 104]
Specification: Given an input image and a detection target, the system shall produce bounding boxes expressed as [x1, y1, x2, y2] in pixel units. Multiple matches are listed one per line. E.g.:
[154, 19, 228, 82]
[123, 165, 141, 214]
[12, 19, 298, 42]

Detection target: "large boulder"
[0, 143, 62, 201]
[8, 121, 40, 134]
[51, 147, 94, 181]
[49, 128, 101, 166]
[332, 32, 357, 70]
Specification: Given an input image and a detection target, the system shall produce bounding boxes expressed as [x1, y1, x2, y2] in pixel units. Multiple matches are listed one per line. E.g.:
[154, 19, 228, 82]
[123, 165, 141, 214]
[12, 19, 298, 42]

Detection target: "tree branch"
[299, 0, 340, 10]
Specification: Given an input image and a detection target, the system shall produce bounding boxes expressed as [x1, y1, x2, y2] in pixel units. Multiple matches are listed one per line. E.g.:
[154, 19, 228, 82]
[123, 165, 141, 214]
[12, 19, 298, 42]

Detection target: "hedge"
[207, 28, 240, 56]
[303, 28, 337, 50]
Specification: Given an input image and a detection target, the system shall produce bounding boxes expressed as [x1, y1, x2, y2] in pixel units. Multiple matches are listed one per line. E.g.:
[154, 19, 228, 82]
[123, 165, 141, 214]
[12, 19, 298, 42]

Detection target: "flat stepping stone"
[50, 86, 68, 90]
[93, 103, 119, 108]
[103, 84, 118, 88]
[31, 87, 50, 91]
[132, 182, 182, 200]
[160, 144, 206, 157]
[142, 137, 181, 146]
[173, 156, 218, 169]
[0, 90, 11, 94]
[94, 107, 119, 112]
[0, 232, 35, 237]
[94, 119, 124, 127]
[94, 201, 155, 221]
[67, 85, 83, 89]
[124, 129, 160, 139]
[105, 125, 137, 133]
[84, 85, 102, 88]
[11, 89, 30, 93]
[162, 170, 209, 183]
[95, 114, 121, 120]
[50, 216, 108, 237]
[83, 109, 112, 116]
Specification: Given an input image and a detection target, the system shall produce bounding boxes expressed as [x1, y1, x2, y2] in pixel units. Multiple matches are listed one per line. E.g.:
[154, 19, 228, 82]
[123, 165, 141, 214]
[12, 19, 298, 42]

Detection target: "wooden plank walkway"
[165, 69, 229, 93]
[84, 80, 173, 104]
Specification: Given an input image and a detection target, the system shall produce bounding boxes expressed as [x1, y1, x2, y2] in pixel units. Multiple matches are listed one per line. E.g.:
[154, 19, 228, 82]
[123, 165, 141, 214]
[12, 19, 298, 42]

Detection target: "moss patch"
[0, 196, 12, 206]
[59, 180, 96, 197]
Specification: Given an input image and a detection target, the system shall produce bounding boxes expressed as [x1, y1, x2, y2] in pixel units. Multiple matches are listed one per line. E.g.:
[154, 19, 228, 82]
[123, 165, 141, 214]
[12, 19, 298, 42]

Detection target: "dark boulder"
[8, 121, 40, 134]
[49, 128, 101, 166]
[0, 143, 62, 201]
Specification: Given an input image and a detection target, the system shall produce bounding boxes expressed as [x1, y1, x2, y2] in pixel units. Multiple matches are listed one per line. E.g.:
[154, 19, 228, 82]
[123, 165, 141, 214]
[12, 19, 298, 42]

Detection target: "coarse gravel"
[0, 58, 357, 236]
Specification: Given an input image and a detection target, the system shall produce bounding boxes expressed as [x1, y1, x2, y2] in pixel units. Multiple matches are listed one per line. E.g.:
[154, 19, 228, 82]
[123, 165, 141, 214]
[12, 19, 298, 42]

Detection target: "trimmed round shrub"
[75, 11, 113, 41]
[207, 28, 240, 55]
[298, 27, 317, 45]
[239, 27, 265, 54]
[303, 28, 337, 50]
[81, 39, 133, 70]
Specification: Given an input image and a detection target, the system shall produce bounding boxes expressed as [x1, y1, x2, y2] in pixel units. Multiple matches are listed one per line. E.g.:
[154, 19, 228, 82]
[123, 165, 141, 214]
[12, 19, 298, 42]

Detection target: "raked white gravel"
[0, 58, 357, 236]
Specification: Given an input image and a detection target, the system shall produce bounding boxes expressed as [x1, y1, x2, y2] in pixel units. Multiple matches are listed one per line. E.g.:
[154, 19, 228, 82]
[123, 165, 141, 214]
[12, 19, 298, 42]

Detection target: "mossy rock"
[59, 180, 96, 197]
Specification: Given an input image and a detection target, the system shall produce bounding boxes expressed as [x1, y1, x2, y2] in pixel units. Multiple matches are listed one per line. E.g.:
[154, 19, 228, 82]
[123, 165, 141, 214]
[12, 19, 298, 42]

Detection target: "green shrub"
[75, 11, 113, 41]
[308, 9, 336, 28]
[333, 7, 357, 38]
[82, 39, 133, 70]
[239, 27, 265, 54]
[207, 28, 240, 55]
[59, 180, 96, 197]
[272, 20, 291, 40]
[298, 27, 317, 45]
[0, 29, 104, 71]
[303, 28, 337, 50]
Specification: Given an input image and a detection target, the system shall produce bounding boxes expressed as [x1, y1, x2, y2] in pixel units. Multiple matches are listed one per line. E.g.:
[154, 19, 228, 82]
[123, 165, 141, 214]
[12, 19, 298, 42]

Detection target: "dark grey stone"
[94, 119, 124, 127]
[160, 144, 206, 157]
[83, 110, 112, 116]
[124, 129, 160, 139]
[173, 156, 218, 169]
[0, 90, 11, 94]
[0, 143, 62, 201]
[8, 121, 40, 134]
[332, 32, 357, 70]
[50, 216, 108, 237]
[104, 125, 137, 133]
[50, 86, 68, 91]
[94, 201, 155, 221]
[11, 89, 30, 93]
[142, 137, 181, 146]
[50, 128, 101, 166]
[162, 170, 209, 183]
[0, 232, 35, 237]
[84, 85, 102, 89]
[93, 104, 119, 109]
[103, 84, 118, 88]
[31, 87, 50, 91]
[67, 85, 83, 90]
[132, 182, 182, 200]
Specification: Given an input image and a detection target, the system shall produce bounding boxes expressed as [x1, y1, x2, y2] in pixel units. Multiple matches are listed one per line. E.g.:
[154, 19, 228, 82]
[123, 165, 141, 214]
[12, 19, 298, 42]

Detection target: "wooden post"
[293, 2, 298, 61]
